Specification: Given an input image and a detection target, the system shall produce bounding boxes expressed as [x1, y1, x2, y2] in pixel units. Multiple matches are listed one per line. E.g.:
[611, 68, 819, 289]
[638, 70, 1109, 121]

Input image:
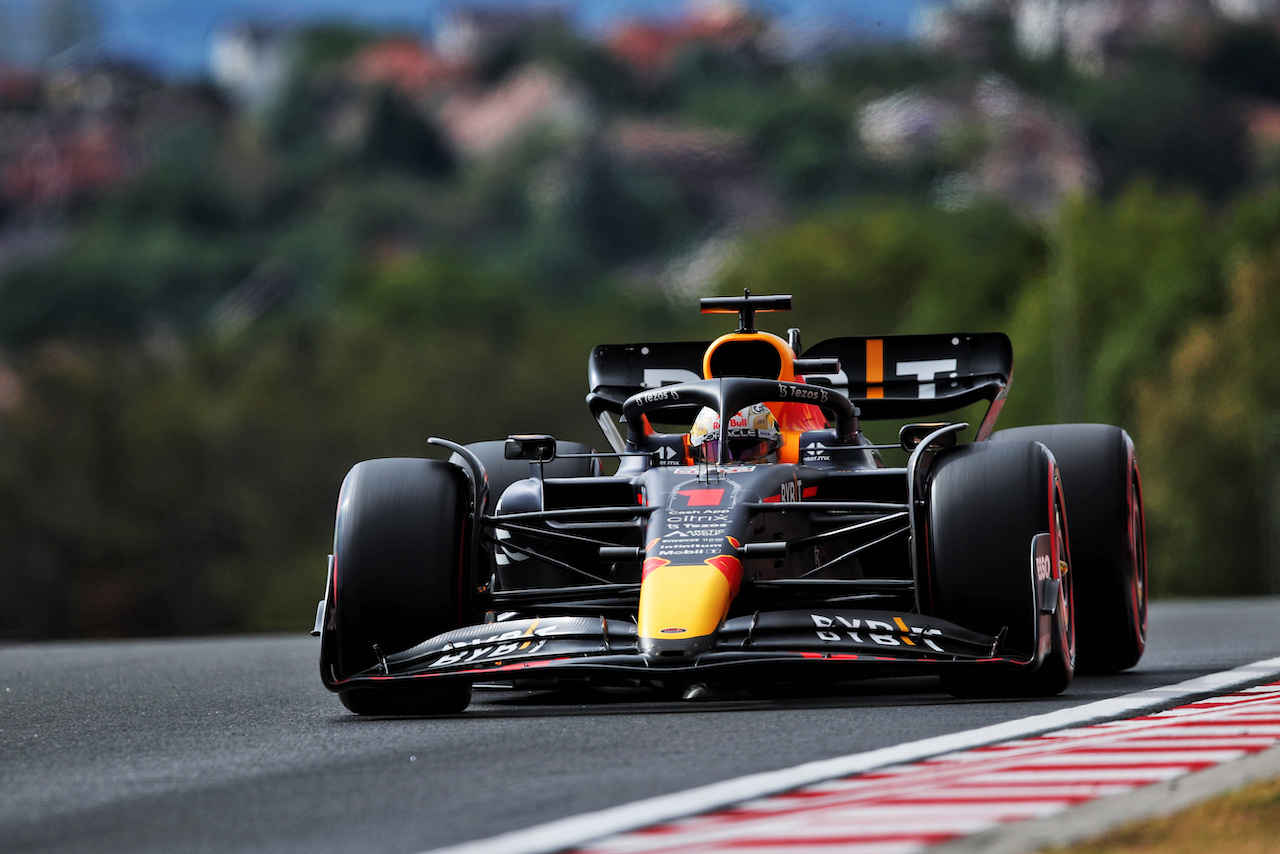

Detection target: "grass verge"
[1041, 776, 1280, 853]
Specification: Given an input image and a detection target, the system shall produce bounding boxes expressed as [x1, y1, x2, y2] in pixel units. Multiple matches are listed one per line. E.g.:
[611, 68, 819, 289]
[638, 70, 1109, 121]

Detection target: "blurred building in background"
[208, 22, 292, 113]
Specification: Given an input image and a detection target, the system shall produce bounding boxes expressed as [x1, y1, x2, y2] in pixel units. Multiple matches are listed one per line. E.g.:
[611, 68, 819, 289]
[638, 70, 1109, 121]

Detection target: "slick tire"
[451, 440, 600, 508]
[321, 457, 472, 715]
[927, 441, 1075, 699]
[992, 424, 1147, 673]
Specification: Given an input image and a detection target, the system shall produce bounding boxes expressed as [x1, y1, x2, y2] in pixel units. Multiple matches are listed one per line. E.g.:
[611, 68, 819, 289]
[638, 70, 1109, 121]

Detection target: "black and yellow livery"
[316, 292, 1148, 714]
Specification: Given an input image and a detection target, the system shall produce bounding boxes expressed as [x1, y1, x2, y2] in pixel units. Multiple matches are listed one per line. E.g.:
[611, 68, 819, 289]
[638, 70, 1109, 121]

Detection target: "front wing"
[323, 610, 1041, 692]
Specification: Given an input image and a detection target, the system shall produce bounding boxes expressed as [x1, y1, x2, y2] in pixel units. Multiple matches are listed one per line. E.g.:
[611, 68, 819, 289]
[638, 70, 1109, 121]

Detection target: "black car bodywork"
[316, 293, 1147, 713]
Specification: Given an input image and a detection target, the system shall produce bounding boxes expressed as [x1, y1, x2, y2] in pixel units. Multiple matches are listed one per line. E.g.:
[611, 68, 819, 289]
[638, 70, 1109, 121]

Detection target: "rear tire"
[993, 425, 1146, 673]
[320, 457, 473, 715]
[927, 441, 1075, 699]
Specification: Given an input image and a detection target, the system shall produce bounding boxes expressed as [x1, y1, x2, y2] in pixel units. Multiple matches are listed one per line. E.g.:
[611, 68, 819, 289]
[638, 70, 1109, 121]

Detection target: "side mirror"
[899, 423, 956, 453]
[794, 357, 840, 375]
[505, 434, 557, 462]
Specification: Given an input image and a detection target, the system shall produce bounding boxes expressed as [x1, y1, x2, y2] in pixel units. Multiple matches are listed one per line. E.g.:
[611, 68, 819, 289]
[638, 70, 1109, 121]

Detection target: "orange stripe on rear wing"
[866, 339, 884, 398]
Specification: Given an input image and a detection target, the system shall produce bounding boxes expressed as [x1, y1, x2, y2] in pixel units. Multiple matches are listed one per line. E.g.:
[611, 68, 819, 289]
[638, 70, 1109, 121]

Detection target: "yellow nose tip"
[637, 563, 734, 641]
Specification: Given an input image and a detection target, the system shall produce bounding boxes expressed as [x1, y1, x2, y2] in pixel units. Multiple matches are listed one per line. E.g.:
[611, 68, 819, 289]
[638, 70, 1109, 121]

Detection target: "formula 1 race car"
[315, 292, 1147, 714]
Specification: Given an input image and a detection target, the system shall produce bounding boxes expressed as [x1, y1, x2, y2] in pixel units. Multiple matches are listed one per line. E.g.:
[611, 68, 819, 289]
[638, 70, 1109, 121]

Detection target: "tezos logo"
[780, 382, 828, 402]
[640, 388, 679, 405]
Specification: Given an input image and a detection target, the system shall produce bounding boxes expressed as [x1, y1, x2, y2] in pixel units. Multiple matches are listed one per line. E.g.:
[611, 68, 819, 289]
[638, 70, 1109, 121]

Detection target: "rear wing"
[586, 333, 1013, 449]
[588, 341, 708, 412]
[587, 342, 708, 452]
[800, 333, 1012, 437]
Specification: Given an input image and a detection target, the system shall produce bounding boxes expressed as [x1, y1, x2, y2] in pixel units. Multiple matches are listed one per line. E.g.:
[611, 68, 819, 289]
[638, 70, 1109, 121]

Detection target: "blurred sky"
[2, 0, 940, 78]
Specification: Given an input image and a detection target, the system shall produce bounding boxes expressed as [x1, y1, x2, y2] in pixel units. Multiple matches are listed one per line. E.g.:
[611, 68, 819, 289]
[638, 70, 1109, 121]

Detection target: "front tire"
[993, 425, 1146, 673]
[320, 457, 473, 715]
[927, 441, 1075, 698]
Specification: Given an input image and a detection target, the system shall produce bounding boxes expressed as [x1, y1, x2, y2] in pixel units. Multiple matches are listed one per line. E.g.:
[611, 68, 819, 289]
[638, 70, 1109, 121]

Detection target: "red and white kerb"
[572, 682, 1280, 854]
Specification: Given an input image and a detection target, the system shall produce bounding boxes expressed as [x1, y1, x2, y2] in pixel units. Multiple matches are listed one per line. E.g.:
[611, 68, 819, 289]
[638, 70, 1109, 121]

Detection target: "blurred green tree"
[1070, 54, 1250, 200]
[999, 184, 1223, 430]
[716, 196, 1045, 343]
[1133, 240, 1280, 595]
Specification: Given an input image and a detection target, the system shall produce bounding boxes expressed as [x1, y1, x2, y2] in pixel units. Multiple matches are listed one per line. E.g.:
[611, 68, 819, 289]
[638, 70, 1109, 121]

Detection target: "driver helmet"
[690, 404, 780, 464]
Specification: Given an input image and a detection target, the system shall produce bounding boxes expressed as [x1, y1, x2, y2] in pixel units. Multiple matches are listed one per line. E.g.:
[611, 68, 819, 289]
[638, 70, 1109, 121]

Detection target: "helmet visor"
[697, 437, 776, 464]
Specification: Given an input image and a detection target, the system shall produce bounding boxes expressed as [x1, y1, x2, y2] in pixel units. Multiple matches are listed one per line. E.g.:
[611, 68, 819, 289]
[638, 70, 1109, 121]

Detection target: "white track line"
[575, 686, 1280, 854]
[422, 656, 1280, 854]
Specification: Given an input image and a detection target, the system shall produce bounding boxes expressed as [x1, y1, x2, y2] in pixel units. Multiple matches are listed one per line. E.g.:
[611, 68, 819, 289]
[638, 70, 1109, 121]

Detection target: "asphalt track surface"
[3, 597, 1279, 854]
